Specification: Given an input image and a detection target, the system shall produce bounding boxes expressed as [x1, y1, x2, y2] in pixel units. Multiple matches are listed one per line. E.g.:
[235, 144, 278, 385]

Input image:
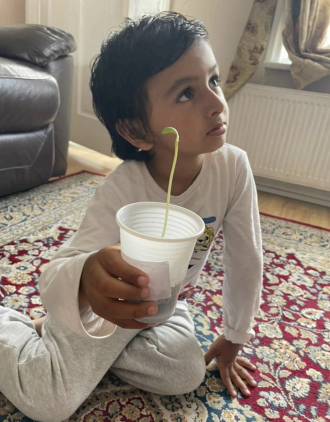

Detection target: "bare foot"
[33, 315, 47, 337]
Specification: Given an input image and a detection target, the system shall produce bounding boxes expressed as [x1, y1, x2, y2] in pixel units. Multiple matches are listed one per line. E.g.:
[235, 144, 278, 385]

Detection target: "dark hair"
[90, 11, 208, 161]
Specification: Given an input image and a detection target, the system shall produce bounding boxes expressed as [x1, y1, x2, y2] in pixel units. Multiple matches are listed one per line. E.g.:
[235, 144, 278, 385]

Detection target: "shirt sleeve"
[222, 151, 263, 344]
[39, 179, 122, 338]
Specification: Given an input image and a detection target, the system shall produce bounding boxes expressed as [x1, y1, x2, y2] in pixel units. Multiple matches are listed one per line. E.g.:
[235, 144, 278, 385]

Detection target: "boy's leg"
[0, 306, 141, 422]
[111, 301, 206, 395]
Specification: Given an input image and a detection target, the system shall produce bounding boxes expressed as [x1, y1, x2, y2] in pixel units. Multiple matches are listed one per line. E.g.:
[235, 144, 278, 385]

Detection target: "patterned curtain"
[223, 0, 278, 101]
[282, 0, 330, 89]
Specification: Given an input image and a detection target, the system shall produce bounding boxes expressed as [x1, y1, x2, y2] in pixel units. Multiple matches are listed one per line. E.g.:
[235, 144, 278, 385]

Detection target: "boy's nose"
[207, 90, 227, 117]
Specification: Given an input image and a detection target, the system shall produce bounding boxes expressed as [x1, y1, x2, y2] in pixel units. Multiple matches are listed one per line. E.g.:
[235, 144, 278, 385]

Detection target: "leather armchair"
[0, 24, 76, 196]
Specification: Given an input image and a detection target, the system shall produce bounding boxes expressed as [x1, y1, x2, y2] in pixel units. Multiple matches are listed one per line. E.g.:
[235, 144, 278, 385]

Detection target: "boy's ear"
[116, 120, 152, 151]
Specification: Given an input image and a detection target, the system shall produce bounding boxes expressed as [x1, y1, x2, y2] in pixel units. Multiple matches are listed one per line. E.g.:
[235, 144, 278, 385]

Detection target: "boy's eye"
[210, 75, 221, 87]
[178, 88, 193, 102]
[177, 75, 221, 102]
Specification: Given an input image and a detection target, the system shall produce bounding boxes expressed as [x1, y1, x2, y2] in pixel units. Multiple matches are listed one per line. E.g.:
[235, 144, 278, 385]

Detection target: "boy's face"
[145, 39, 229, 159]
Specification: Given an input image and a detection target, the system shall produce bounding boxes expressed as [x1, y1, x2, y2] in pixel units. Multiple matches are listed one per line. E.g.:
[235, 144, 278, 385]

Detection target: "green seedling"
[161, 127, 179, 238]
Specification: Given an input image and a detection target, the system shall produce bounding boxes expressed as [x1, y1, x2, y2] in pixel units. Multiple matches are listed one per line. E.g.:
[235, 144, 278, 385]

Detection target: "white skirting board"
[255, 176, 330, 207]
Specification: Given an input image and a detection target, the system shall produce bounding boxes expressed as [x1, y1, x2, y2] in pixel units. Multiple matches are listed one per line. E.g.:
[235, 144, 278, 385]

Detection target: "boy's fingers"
[236, 356, 256, 371]
[90, 294, 158, 323]
[220, 366, 251, 397]
[204, 350, 214, 366]
[110, 299, 158, 321]
[97, 270, 151, 301]
[219, 367, 237, 397]
[229, 367, 251, 396]
[100, 247, 149, 287]
[235, 362, 257, 387]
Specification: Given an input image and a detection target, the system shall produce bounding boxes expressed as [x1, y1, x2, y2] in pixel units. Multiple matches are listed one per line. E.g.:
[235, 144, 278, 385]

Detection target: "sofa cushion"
[0, 24, 76, 67]
[0, 57, 59, 133]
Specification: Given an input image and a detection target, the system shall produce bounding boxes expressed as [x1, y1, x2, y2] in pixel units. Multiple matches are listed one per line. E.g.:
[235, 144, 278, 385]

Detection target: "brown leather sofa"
[0, 24, 76, 196]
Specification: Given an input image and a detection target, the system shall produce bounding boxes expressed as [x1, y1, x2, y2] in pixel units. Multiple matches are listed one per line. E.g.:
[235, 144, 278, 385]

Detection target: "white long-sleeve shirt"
[39, 144, 263, 344]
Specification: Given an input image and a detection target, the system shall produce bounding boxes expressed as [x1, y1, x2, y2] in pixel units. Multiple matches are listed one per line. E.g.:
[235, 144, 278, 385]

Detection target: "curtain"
[282, 0, 330, 89]
[223, 0, 278, 100]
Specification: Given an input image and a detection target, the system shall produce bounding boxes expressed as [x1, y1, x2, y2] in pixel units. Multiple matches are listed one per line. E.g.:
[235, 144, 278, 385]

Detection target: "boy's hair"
[90, 11, 208, 161]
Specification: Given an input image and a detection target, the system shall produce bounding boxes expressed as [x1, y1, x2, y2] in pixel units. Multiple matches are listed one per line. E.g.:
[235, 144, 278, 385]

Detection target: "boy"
[0, 12, 262, 422]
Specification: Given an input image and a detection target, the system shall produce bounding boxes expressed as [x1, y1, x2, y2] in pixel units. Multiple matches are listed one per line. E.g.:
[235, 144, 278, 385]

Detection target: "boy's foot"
[33, 315, 47, 337]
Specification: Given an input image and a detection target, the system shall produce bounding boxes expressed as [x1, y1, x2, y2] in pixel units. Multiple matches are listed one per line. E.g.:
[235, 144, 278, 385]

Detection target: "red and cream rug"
[0, 172, 329, 422]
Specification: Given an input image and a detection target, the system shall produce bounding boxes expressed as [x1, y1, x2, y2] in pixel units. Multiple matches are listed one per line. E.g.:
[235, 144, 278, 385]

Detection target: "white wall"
[171, 0, 254, 81]
[0, 0, 25, 25]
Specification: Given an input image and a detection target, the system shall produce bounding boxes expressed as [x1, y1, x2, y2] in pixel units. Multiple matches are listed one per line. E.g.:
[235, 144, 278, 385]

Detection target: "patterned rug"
[0, 172, 329, 422]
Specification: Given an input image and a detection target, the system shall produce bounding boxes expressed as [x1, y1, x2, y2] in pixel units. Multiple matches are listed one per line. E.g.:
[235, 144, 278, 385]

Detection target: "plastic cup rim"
[116, 202, 205, 243]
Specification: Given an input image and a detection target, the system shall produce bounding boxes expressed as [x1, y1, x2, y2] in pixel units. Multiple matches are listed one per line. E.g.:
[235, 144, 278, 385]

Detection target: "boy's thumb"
[204, 349, 214, 366]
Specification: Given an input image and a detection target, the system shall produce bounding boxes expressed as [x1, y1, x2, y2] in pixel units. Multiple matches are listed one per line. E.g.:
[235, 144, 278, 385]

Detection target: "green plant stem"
[161, 128, 179, 237]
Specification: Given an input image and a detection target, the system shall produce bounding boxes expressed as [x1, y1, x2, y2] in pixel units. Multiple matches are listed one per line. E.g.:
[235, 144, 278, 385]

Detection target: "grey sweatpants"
[0, 301, 205, 422]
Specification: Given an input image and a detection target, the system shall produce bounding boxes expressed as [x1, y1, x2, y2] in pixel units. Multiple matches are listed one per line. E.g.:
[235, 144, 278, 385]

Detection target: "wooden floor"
[66, 143, 330, 230]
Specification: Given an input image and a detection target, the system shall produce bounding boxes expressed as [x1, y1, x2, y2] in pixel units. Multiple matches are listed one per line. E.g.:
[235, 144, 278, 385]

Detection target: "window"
[128, 0, 171, 19]
[264, 0, 291, 69]
[264, 0, 330, 70]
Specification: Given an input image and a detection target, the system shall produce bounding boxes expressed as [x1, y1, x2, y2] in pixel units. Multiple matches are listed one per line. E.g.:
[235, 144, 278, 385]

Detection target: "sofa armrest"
[0, 24, 76, 67]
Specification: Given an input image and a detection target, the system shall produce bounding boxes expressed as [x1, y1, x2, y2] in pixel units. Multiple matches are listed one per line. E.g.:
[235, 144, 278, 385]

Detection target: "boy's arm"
[205, 151, 262, 396]
[221, 151, 263, 344]
[38, 181, 130, 337]
[39, 251, 101, 336]
[39, 177, 158, 337]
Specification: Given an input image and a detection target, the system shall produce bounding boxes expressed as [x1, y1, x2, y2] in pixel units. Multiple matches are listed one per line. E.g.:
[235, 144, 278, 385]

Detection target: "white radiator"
[227, 83, 330, 195]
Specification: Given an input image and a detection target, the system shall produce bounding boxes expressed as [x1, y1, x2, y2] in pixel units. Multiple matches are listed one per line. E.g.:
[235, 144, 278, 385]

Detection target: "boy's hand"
[80, 245, 158, 329]
[204, 335, 257, 397]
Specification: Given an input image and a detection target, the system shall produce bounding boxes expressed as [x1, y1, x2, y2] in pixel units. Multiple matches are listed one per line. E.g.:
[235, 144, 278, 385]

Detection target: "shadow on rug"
[0, 172, 329, 422]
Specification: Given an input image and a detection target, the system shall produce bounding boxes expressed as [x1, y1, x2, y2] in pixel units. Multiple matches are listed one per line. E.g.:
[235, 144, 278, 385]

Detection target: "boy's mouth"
[207, 123, 227, 136]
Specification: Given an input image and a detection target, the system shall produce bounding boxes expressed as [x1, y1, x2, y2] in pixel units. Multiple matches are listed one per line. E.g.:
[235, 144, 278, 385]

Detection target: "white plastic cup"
[116, 202, 205, 323]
